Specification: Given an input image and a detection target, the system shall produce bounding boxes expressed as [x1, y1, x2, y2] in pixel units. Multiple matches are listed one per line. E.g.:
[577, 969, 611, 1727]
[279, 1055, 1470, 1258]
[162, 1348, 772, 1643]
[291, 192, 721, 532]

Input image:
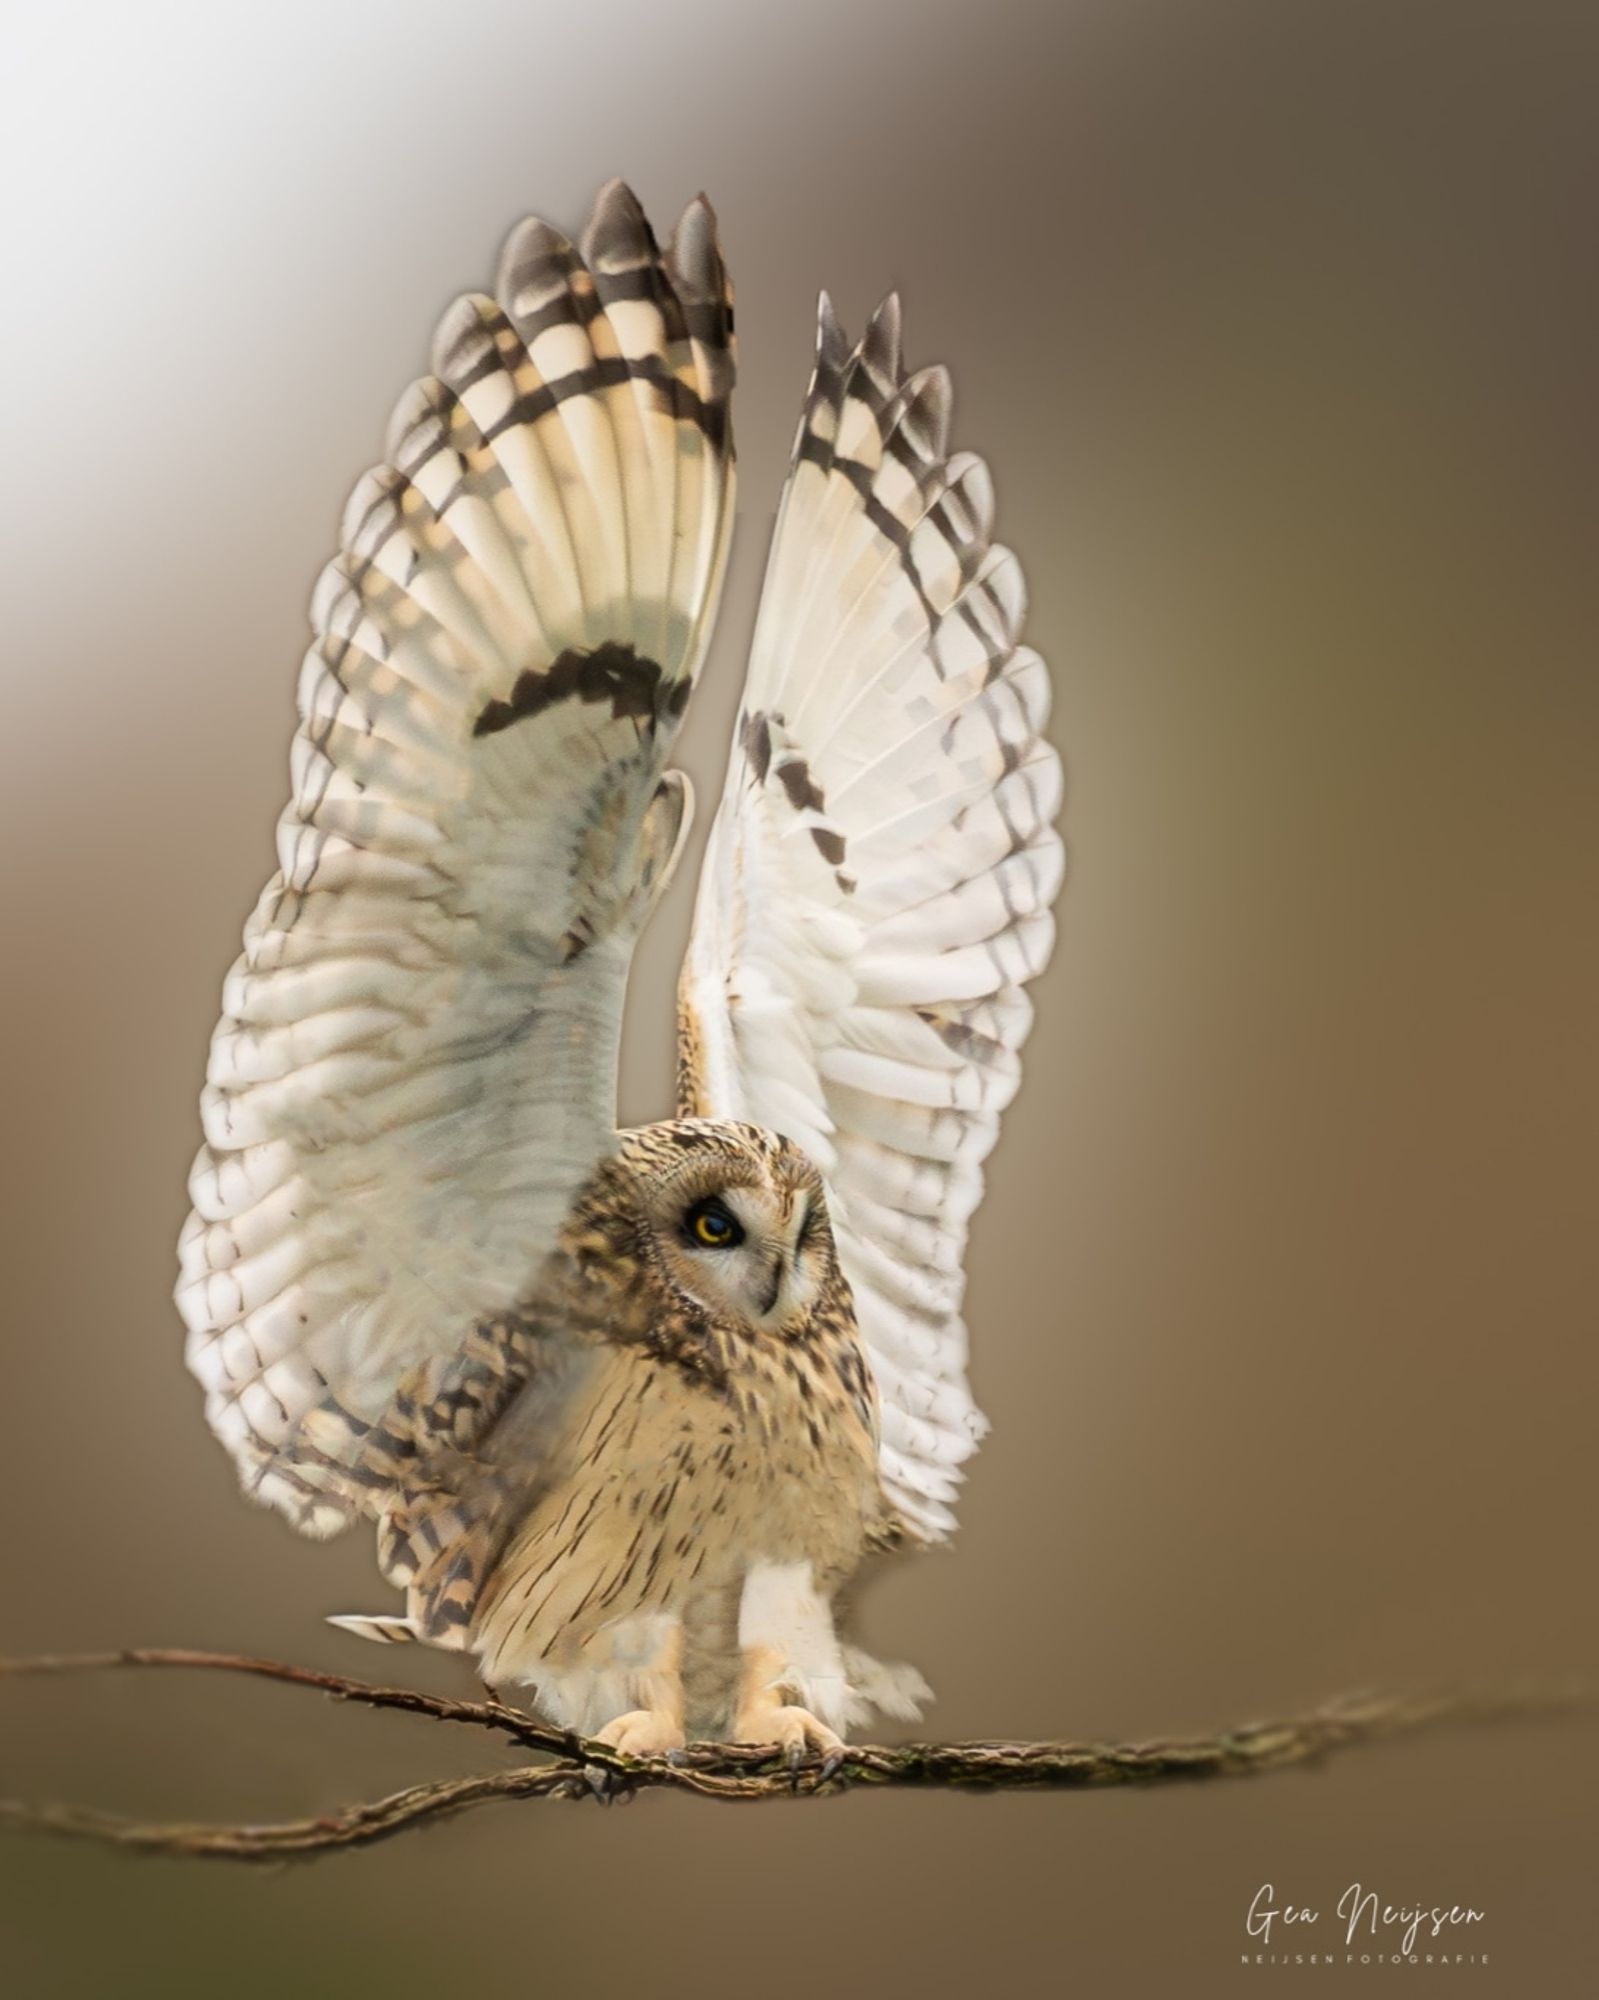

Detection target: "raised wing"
[678, 295, 1062, 1540]
[177, 183, 734, 1535]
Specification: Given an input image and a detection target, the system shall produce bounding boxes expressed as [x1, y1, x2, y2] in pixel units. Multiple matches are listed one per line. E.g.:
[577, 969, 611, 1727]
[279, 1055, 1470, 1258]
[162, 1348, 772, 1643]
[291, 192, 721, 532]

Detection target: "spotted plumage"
[177, 181, 1062, 1749]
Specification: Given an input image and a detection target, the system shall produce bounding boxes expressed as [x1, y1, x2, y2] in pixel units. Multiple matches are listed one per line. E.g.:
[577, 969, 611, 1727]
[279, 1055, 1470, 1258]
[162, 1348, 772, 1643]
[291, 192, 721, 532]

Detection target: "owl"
[176, 182, 1063, 1758]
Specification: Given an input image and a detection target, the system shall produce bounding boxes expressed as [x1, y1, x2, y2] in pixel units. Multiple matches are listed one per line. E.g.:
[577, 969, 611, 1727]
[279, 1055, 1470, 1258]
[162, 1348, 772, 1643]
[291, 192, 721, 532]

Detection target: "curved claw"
[817, 1747, 848, 1785]
[582, 1761, 621, 1806]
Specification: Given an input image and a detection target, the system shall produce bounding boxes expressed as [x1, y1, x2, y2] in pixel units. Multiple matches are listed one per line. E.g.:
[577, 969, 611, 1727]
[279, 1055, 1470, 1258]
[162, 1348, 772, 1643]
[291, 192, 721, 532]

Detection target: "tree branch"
[1, 1648, 1590, 1862]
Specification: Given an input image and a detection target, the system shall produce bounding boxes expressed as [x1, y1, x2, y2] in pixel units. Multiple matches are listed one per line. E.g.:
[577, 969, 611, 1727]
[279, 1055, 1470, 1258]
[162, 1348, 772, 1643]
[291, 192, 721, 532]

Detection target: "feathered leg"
[731, 1560, 846, 1760]
[590, 1619, 687, 1757]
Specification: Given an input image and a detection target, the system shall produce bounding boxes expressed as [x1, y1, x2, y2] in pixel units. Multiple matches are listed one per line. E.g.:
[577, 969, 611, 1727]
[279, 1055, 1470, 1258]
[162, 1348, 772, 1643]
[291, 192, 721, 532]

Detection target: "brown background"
[1, 1, 1595, 1993]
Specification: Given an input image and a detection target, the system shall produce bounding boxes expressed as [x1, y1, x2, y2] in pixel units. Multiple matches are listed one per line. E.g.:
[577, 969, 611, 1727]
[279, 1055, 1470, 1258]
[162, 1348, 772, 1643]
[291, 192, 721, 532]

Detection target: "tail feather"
[326, 1612, 420, 1645]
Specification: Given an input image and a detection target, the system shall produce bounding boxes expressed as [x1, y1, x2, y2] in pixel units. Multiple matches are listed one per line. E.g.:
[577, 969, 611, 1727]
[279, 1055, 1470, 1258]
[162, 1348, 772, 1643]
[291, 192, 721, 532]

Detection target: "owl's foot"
[586, 1616, 686, 1762]
[733, 1642, 845, 1768]
[733, 1699, 845, 1770]
[593, 1708, 687, 1759]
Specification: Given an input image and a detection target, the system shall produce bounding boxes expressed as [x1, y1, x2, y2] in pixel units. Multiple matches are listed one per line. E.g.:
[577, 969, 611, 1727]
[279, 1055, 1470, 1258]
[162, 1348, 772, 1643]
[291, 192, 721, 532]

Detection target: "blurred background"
[1, 1, 1594, 1993]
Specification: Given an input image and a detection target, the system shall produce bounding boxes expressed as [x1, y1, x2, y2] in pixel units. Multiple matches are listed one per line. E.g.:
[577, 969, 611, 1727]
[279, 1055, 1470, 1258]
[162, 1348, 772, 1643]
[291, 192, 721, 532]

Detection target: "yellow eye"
[685, 1199, 743, 1249]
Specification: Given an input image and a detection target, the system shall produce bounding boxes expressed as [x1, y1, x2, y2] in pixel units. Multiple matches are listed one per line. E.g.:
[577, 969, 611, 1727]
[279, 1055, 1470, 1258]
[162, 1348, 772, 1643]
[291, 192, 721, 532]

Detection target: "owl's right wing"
[176, 183, 734, 1536]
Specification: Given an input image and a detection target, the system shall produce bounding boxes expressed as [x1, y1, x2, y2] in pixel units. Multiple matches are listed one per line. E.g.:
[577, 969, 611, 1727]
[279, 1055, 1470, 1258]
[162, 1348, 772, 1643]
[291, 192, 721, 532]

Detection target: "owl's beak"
[756, 1252, 787, 1319]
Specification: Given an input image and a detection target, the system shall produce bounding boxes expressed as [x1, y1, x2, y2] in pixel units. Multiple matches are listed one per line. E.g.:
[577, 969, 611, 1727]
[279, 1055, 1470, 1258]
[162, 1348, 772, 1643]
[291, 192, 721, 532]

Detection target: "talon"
[733, 1701, 846, 1769]
[818, 1748, 847, 1784]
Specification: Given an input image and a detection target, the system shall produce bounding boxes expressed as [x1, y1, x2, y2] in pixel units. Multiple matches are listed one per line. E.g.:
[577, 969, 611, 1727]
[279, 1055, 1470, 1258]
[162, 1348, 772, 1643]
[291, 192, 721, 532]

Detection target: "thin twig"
[0, 1648, 1591, 1862]
[0, 1647, 578, 1758]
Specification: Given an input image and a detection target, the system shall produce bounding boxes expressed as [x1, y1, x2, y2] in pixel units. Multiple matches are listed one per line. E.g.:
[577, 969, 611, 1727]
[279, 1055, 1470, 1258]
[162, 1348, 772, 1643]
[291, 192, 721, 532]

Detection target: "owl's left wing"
[177, 184, 734, 1535]
[677, 295, 1063, 1541]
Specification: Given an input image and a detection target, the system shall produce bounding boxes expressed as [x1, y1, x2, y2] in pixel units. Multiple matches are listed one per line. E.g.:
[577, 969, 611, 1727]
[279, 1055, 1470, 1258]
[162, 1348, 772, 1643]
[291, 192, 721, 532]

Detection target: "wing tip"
[669, 192, 730, 306]
[859, 290, 903, 388]
[581, 177, 657, 274]
[494, 212, 578, 327]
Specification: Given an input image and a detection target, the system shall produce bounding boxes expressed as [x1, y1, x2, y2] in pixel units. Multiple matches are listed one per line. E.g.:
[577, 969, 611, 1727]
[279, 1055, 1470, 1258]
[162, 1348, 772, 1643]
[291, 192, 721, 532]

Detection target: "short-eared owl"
[176, 182, 1063, 1755]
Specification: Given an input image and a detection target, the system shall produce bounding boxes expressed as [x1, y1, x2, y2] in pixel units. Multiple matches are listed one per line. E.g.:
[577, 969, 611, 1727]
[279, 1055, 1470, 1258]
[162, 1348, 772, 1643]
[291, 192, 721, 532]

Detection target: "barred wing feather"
[678, 295, 1062, 1539]
[176, 183, 735, 1534]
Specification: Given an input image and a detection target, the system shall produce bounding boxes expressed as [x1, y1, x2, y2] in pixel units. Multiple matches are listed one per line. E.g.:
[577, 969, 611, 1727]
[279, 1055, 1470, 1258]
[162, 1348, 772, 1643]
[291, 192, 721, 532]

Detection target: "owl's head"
[618, 1119, 836, 1332]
